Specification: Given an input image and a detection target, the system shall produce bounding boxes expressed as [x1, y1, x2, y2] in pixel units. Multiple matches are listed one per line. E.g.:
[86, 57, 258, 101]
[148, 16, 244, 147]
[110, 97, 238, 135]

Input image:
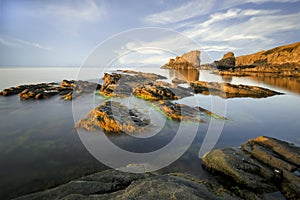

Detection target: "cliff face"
[236, 42, 300, 66]
[161, 50, 200, 69]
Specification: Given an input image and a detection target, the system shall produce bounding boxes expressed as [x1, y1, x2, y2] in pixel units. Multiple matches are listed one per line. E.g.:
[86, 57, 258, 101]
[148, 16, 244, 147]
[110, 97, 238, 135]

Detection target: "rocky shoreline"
[200, 42, 300, 77]
[14, 136, 300, 200]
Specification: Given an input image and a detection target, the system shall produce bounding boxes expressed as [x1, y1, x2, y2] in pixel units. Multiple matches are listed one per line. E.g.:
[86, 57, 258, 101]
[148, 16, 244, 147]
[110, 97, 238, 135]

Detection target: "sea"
[0, 67, 299, 199]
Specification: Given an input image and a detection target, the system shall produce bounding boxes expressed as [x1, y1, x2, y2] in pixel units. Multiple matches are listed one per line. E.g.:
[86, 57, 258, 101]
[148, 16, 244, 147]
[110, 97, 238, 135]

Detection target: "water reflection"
[250, 75, 300, 94]
[219, 73, 300, 94]
[168, 69, 199, 82]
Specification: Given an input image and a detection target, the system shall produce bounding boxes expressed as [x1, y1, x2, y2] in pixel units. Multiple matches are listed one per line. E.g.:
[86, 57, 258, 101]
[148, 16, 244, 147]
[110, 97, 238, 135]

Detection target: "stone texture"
[75, 101, 150, 133]
[15, 169, 238, 200]
[202, 136, 300, 199]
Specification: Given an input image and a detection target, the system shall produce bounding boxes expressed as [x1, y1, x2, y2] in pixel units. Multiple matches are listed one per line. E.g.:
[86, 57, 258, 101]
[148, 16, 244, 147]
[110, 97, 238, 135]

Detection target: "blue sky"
[0, 0, 299, 67]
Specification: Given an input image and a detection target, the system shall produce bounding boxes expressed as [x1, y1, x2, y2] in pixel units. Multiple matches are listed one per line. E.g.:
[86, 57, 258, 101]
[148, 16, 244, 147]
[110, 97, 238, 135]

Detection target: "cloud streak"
[26, 0, 106, 22]
[0, 36, 52, 51]
[144, 0, 299, 24]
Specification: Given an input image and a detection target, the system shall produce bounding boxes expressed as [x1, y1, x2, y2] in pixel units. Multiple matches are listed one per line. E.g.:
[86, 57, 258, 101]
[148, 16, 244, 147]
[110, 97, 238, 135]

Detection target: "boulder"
[99, 72, 166, 97]
[202, 136, 300, 199]
[75, 101, 150, 133]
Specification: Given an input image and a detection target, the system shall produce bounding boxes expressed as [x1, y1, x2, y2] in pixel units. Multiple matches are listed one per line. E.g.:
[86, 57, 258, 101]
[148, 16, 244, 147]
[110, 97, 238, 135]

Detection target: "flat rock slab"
[189, 81, 283, 98]
[15, 169, 238, 200]
[202, 136, 300, 199]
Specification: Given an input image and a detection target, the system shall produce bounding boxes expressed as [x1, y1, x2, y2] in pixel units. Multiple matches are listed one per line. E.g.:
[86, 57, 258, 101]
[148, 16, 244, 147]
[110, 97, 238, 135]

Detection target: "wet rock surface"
[202, 136, 300, 199]
[15, 169, 238, 200]
[99, 71, 166, 97]
[189, 81, 283, 98]
[133, 81, 193, 101]
[76, 101, 150, 133]
[0, 80, 99, 100]
[161, 50, 200, 70]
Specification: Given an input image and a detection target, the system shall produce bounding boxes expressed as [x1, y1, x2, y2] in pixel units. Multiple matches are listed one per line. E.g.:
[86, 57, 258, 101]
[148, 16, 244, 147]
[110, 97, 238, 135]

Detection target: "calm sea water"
[0, 67, 299, 199]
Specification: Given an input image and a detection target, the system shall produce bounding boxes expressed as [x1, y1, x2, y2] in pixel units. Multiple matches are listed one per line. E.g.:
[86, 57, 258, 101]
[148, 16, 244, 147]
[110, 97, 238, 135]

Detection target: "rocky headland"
[201, 42, 300, 77]
[15, 136, 300, 200]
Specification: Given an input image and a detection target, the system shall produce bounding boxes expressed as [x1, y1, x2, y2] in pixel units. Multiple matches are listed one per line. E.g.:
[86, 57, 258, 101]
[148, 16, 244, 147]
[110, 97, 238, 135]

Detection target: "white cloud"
[201, 45, 242, 52]
[144, 0, 299, 25]
[0, 36, 52, 51]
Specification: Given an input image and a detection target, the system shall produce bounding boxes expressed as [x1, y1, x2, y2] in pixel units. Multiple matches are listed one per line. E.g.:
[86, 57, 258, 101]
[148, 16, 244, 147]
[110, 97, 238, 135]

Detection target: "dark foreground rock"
[161, 50, 201, 70]
[189, 81, 283, 98]
[202, 136, 300, 199]
[76, 101, 150, 133]
[0, 80, 99, 100]
[15, 169, 238, 200]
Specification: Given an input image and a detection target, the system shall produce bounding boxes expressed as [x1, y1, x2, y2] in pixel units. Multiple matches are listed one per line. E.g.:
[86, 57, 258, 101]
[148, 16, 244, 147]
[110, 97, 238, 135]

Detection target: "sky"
[0, 0, 299, 67]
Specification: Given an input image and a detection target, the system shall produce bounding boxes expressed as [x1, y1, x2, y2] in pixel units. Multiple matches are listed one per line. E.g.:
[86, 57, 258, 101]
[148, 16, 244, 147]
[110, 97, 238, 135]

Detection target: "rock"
[75, 101, 150, 133]
[242, 136, 300, 199]
[161, 50, 201, 69]
[236, 42, 300, 67]
[0, 80, 99, 101]
[155, 100, 205, 122]
[202, 148, 278, 194]
[133, 81, 192, 101]
[202, 136, 300, 199]
[99, 72, 166, 97]
[214, 52, 236, 69]
[212, 42, 300, 77]
[15, 169, 238, 200]
[189, 81, 283, 98]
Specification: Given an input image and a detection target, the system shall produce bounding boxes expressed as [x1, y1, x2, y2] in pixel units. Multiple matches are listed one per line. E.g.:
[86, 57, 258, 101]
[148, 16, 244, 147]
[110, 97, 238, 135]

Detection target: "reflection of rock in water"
[221, 75, 233, 83]
[169, 69, 199, 82]
[249, 74, 300, 94]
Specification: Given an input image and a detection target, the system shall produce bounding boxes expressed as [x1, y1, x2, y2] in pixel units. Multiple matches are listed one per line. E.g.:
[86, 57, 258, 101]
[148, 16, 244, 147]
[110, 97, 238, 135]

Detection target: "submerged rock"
[189, 81, 283, 98]
[161, 50, 201, 69]
[202, 136, 300, 199]
[76, 101, 150, 133]
[15, 169, 238, 200]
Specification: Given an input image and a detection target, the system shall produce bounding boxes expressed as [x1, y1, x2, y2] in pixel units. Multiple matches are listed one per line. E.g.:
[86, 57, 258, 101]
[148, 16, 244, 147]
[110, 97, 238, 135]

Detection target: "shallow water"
[0, 67, 299, 199]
